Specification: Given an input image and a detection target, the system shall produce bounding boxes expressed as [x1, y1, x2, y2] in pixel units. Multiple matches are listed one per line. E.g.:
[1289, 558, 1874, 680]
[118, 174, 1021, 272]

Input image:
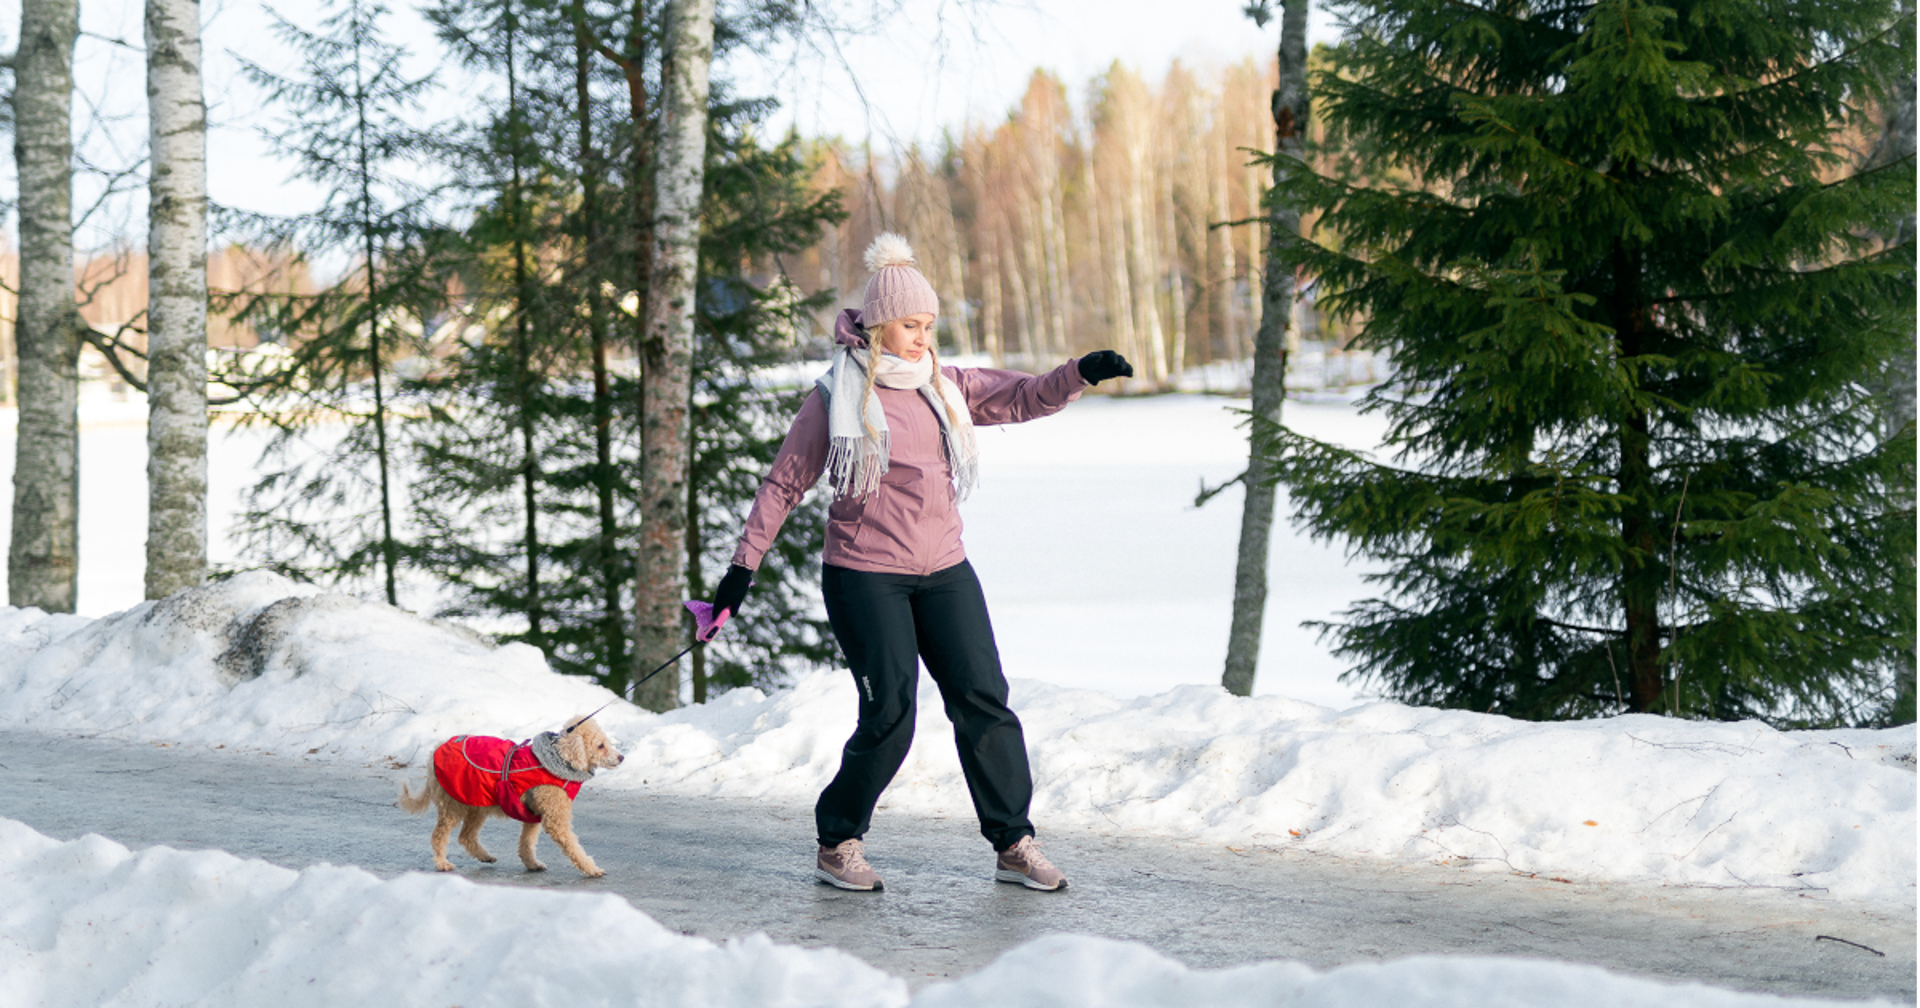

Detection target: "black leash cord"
[632, 639, 703, 693]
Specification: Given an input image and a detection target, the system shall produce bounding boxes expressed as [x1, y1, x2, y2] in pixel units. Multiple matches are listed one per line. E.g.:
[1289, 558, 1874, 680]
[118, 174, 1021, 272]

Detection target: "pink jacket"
[732, 309, 1089, 577]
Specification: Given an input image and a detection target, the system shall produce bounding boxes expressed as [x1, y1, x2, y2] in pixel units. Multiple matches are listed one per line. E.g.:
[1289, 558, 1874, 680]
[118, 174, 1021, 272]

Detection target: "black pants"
[815, 560, 1036, 851]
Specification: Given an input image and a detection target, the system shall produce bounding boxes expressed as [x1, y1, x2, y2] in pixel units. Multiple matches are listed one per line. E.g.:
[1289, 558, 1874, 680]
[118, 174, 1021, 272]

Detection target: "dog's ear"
[556, 726, 590, 771]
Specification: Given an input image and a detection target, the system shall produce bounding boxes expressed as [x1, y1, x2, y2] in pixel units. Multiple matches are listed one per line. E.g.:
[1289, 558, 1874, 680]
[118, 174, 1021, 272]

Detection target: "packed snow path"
[5, 729, 1910, 1002]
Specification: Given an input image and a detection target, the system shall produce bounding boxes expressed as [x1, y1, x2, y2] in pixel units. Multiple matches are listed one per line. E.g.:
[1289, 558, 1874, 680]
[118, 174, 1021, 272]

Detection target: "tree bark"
[10, 0, 80, 612]
[503, 8, 544, 648]
[632, 0, 713, 712]
[1864, 21, 1914, 722]
[347, 0, 399, 608]
[1222, 0, 1307, 697]
[144, 0, 208, 602]
[1610, 236, 1668, 713]
[575, 7, 628, 693]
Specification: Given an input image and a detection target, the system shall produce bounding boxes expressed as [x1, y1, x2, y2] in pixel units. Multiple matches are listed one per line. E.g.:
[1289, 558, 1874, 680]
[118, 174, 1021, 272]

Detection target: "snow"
[0, 817, 1891, 1008]
[0, 572, 1908, 906]
[0, 389, 1386, 708]
[0, 391, 1909, 1005]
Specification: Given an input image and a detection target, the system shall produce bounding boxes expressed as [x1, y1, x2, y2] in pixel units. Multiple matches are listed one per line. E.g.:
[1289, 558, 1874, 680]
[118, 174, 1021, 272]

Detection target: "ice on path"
[0, 818, 1890, 1008]
[0, 572, 1908, 903]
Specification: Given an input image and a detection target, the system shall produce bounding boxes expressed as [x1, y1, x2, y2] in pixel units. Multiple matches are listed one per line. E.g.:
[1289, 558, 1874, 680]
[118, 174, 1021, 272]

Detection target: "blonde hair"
[860, 321, 963, 443]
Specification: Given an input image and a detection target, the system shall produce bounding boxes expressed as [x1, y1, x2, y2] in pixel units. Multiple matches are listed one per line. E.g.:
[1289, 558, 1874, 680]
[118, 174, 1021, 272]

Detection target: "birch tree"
[144, 0, 208, 600]
[632, 0, 714, 712]
[10, 0, 79, 612]
[1222, 0, 1308, 697]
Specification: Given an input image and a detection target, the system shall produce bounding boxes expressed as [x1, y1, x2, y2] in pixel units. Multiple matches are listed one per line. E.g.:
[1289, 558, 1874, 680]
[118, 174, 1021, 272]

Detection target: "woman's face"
[875, 313, 936, 363]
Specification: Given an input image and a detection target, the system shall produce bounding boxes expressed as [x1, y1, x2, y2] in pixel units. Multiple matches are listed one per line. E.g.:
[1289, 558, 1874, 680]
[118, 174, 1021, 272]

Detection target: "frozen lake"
[0, 387, 1387, 708]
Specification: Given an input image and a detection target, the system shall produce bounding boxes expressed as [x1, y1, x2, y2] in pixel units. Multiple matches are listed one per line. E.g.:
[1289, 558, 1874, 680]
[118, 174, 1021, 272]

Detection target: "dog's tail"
[397, 777, 435, 815]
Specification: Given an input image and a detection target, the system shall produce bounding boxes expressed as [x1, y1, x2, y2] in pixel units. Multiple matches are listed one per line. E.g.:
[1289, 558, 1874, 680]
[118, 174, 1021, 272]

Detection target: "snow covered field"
[0, 392, 1910, 1006]
[0, 389, 1385, 707]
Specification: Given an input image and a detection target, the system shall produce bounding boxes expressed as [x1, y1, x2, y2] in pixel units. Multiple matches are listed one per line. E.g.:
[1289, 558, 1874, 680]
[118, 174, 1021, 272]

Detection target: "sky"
[0, 0, 1344, 244]
[727, 0, 1345, 149]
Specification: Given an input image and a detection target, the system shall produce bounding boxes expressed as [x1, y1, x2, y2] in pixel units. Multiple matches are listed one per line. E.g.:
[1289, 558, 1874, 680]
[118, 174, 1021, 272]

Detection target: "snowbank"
[0, 573, 1909, 903]
[0, 818, 1889, 1008]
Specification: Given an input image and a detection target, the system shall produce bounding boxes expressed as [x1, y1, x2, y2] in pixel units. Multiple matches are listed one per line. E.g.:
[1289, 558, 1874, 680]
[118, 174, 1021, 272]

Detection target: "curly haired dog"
[398, 715, 623, 877]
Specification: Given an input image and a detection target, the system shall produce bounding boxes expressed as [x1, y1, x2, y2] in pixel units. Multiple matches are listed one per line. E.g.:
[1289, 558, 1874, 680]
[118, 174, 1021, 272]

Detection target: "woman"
[708, 234, 1133, 892]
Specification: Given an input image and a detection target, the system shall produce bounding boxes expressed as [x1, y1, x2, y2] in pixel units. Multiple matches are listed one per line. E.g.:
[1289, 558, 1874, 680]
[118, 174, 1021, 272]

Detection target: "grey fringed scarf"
[818, 346, 979, 502]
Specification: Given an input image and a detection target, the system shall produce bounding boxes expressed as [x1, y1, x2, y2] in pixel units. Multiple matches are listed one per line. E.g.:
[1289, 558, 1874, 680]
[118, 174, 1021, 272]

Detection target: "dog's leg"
[429, 801, 460, 872]
[517, 820, 547, 872]
[457, 805, 496, 864]
[525, 786, 603, 878]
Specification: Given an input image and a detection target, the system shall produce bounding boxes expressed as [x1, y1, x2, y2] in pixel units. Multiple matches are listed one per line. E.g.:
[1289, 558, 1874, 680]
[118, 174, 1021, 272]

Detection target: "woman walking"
[708, 234, 1133, 892]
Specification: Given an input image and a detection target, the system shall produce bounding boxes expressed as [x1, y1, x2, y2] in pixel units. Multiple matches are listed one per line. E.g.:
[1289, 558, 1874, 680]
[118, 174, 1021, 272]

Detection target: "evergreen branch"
[1194, 472, 1246, 508]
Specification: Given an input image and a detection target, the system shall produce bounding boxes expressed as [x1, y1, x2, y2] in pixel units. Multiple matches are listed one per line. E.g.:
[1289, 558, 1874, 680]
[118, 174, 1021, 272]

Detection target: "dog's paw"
[581, 865, 606, 878]
[434, 861, 456, 872]
[476, 854, 497, 863]
[524, 861, 548, 872]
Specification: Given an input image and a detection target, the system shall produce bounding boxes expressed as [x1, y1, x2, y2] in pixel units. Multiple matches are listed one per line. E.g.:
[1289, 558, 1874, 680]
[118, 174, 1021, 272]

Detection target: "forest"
[0, 0, 1910, 727]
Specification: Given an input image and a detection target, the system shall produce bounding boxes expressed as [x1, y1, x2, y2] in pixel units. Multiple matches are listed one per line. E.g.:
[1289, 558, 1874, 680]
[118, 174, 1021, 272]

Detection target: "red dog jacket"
[432, 735, 583, 824]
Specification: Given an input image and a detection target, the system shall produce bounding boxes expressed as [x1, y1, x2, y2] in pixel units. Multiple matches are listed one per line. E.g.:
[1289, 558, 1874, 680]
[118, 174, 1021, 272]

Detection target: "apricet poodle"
[399, 714, 623, 877]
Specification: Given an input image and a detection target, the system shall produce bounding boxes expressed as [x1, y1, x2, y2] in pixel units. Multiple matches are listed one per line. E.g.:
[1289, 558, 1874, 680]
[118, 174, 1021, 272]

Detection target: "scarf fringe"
[819, 347, 978, 502]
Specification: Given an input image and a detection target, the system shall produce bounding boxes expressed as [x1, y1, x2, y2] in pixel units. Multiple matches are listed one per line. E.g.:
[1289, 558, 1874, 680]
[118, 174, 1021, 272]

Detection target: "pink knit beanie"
[860, 233, 939, 326]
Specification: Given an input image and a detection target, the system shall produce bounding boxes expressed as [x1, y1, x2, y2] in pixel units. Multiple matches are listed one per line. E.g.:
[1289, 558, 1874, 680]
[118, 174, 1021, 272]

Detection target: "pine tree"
[1261, 0, 1915, 724]
[687, 121, 843, 700]
[225, 0, 443, 605]
[408, 0, 641, 687]
[396, 0, 839, 697]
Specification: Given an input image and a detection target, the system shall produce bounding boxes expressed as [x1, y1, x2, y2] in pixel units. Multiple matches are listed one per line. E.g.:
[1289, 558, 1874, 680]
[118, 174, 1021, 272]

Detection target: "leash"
[629, 639, 704, 696]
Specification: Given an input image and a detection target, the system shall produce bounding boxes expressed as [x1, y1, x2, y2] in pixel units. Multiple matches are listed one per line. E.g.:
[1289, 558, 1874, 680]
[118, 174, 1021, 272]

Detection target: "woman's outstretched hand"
[1078, 350, 1135, 385]
[712, 564, 754, 621]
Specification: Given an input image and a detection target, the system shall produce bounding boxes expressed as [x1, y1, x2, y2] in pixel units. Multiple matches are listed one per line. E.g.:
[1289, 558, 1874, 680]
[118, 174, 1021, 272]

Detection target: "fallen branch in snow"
[1678, 814, 1737, 860]
[1814, 935, 1885, 956]
[1625, 734, 1760, 757]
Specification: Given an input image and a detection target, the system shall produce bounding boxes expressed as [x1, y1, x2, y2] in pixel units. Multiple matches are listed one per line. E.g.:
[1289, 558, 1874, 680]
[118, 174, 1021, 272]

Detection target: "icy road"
[3, 728, 1909, 1002]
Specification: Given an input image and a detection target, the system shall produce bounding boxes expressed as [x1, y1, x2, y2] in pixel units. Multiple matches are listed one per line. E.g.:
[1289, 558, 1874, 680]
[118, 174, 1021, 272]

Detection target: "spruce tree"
[1262, 0, 1915, 724]
[225, 0, 443, 606]
[686, 121, 843, 700]
[398, 0, 839, 697]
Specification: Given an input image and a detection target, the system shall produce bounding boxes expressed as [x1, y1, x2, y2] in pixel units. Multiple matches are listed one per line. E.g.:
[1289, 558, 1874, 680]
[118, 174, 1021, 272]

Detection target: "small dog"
[399, 714, 623, 877]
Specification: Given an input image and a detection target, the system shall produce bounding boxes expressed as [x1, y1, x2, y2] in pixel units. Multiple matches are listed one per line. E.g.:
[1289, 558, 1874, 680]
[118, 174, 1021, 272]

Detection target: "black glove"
[712, 564, 754, 622]
[1077, 350, 1134, 385]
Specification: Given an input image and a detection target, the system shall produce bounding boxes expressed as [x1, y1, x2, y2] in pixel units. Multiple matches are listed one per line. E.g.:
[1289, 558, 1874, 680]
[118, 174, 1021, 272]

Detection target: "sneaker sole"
[995, 868, 1067, 891]
[815, 867, 883, 891]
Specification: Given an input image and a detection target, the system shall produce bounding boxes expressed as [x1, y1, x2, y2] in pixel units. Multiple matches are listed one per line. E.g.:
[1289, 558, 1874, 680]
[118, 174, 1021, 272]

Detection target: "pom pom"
[863, 233, 917, 272]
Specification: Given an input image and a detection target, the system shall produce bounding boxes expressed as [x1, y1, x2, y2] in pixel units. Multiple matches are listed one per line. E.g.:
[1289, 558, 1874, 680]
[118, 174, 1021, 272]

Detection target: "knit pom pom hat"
[861, 233, 939, 327]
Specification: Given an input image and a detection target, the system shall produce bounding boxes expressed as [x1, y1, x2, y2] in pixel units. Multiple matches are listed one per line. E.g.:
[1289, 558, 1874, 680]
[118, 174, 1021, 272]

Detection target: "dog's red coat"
[431, 735, 582, 823]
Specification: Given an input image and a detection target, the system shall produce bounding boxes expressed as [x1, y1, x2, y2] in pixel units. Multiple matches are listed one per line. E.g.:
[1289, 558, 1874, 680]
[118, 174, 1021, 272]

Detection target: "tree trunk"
[1222, 0, 1307, 697]
[349, 0, 399, 608]
[575, 8, 627, 693]
[10, 0, 80, 612]
[1609, 236, 1668, 714]
[504, 9, 544, 648]
[1163, 169, 1187, 381]
[1866, 7, 1916, 723]
[632, 0, 714, 712]
[982, 233, 1004, 365]
[1125, 136, 1165, 387]
[143, 0, 208, 601]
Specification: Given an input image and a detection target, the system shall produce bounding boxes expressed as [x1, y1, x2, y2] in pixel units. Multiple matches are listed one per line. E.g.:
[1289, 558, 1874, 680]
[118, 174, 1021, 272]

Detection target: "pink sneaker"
[995, 835, 1067, 890]
[816, 839, 883, 891]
